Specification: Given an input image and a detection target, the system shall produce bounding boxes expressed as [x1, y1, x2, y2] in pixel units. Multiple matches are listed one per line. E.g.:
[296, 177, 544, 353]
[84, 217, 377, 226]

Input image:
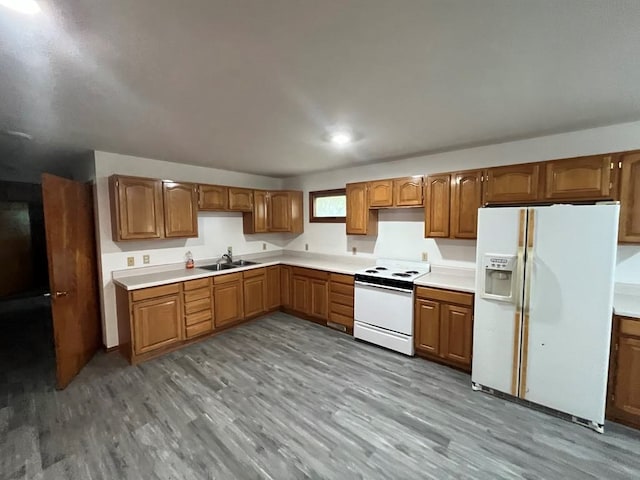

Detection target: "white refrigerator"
[471, 204, 619, 433]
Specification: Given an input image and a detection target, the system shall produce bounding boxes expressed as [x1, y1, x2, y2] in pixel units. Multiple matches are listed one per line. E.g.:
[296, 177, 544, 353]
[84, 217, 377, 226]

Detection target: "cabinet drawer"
[330, 303, 353, 318]
[185, 319, 213, 339]
[329, 312, 353, 328]
[214, 272, 242, 284]
[185, 309, 212, 326]
[330, 282, 354, 296]
[330, 273, 354, 285]
[415, 286, 473, 306]
[183, 278, 210, 291]
[330, 292, 354, 307]
[243, 267, 266, 279]
[184, 297, 212, 315]
[620, 318, 640, 337]
[132, 283, 180, 302]
[184, 287, 211, 303]
[292, 267, 329, 280]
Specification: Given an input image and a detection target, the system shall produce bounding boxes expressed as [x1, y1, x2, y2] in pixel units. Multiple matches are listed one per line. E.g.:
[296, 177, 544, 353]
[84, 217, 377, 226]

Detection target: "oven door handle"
[354, 281, 413, 294]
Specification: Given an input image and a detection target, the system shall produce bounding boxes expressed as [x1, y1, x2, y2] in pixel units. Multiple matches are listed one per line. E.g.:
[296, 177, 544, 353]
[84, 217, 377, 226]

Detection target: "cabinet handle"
[55, 291, 69, 297]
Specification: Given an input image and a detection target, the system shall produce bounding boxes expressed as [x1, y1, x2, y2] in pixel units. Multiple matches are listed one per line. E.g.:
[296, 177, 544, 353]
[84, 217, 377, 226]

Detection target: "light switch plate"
[143, 255, 150, 264]
[305, 243, 309, 251]
[127, 257, 134, 267]
[422, 252, 428, 261]
[352, 247, 357, 255]
[262, 243, 267, 251]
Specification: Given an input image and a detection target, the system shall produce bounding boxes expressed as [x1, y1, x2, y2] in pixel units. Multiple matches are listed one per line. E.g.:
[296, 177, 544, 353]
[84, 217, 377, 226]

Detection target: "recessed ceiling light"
[0, 0, 41, 14]
[327, 130, 354, 147]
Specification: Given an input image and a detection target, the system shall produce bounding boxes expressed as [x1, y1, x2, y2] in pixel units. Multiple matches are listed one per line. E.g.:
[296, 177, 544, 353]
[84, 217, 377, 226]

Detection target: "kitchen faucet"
[220, 253, 233, 264]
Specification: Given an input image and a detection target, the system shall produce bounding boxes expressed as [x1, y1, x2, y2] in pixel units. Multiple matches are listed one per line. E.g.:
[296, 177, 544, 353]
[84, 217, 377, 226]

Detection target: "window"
[309, 189, 346, 223]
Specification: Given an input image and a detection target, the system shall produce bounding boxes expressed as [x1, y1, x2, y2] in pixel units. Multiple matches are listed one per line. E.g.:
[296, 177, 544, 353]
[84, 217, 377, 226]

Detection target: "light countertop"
[414, 266, 476, 293]
[614, 284, 640, 319]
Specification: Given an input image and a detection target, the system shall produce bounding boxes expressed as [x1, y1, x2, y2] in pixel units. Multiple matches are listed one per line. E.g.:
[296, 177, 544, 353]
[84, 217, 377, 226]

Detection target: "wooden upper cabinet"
[346, 182, 378, 235]
[228, 187, 254, 211]
[368, 180, 393, 208]
[110, 175, 164, 241]
[269, 191, 292, 232]
[619, 152, 640, 243]
[243, 190, 268, 234]
[163, 182, 198, 238]
[131, 293, 183, 355]
[198, 184, 228, 210]
[424, 174, 451, 238]
[394, 176, 424, 207]
[450, 170, 483, 239]
[544, 155, 613, 200]
[484, 163, 543, 204]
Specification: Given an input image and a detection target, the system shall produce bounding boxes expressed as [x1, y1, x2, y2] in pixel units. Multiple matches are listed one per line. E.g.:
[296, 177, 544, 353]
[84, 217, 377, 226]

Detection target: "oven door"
[354, 281, 414, 335]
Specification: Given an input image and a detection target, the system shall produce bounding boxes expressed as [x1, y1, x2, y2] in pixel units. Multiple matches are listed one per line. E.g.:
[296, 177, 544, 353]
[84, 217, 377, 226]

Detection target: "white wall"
[94, 151, 284, 347]
[283, 121, 640, 278]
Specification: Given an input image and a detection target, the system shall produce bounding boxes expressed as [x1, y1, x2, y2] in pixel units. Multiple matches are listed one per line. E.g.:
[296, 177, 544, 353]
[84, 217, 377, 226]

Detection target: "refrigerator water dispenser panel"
[482, 254, 517, 302]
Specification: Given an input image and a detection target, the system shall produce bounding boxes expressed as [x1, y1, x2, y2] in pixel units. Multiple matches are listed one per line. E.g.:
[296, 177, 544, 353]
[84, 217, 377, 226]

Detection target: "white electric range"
[353, 259, 430, 355]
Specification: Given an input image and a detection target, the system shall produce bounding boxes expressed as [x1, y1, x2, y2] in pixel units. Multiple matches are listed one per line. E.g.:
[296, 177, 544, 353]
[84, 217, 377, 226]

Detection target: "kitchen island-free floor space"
[2, 313, 640, 480]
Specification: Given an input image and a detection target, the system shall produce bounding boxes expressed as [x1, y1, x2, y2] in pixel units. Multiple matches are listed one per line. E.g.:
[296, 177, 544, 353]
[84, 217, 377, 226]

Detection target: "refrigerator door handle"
[519, 208, 536, 399]
[511, 209, 527, 395]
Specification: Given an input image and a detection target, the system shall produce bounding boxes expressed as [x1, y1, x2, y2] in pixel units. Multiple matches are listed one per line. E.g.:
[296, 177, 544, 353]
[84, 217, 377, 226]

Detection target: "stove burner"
[392, 273, 411, 278]
[405, 270, 419, 275]
[375, 267, 388, 270]
[365, 270, 378, 274]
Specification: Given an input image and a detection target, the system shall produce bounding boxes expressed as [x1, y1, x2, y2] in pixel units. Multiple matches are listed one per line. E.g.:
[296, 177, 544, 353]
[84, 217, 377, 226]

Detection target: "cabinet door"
[163, 182, 198, 238]
[368, 180, 393, 208]
[243, 275, 266, 318]
[198, 184, 228, 210]
[394, 176, 424, 206]
[292, 275, 309, 314]
[612, 335, 640, 418]
[309, 278, 329, 320]
[424, 174, 450, 238]
[244, 190, 268, 234]
[346, 182, 377, 235]
[269, 192, 292, 232]
[214, 281, 244, 326]
[619, 152, 640, 243]
[111, 176, 164, 240]
[280, 266, 292, 307]
[266, 266, 281, 310]
[440, 303, 473, 367]
[484, 163, 542, 204]
[228, 187, 254, 211]
[450, 170, 483, 239]
[544, 155, 613, 200]
[415, 299, 440, 355]
[132, 295, 183, 355]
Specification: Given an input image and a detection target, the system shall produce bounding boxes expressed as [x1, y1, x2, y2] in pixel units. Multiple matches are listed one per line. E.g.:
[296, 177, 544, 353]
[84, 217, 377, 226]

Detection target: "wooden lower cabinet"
[414, 287, 474, 371]
[291, 274, 309, 314]
[607, 315, 640, 429]
[243, 269, 266, 319]
[183, 277, 213, 339]
[280, 266, 292, 308]
[290, 267, 329, 322]
[214, 273, 244, 327]
[309, 278, 329, 320]
[132, 294, 183, 355]
[266, 266, 281, 310]
[329, 273, 355, 330]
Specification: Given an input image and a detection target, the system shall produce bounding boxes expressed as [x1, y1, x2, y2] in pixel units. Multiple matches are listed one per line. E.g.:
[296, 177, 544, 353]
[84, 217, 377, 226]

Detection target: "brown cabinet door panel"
[451, 170, 482, 239]
[292, 275, 309, 314]
[368, 180, 394, 208]
[613, 335, 640, 417]
[266, 266, 281, 310]
[544, 155, 613, 200]
[440, 304, 473, 366]
[619, 152, 640, 243]
[424, 174, 451, 238]
[484, 163, 542, 204]
[163, 182, 198, 238]
[243, 275, 266, 318]
[199, 185, 228, 210]
[228, 188, 254, 211]
[346, 182, 378, 235]
[415, 299, 440, 355]
[111, 176, 164, 240]
[281, 266, 292, 307]
[245, 190, 268, 233]
[309, 278, 329, 320]
[269, 192, 292, 232]
[394, 176, 424, 206]
[132, 295, 183, 355]
[214, 281, 244, 326]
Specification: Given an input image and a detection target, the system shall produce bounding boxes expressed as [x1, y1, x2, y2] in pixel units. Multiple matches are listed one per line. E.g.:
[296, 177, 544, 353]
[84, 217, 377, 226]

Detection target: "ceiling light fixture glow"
[0, 0, 40, 14]
[328, 131, 354, 146]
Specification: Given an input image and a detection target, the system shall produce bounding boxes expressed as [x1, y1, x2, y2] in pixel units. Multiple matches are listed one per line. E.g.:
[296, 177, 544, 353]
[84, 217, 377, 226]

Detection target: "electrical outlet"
[227, 246, 233, 256]
[127, 256, 135, 267]
[143, 254, 150, 264]
[422, 252, 428, 261]
[352, 247, 357, 255]
[262, 243, 267, 251]
[305, 243, 309, 251]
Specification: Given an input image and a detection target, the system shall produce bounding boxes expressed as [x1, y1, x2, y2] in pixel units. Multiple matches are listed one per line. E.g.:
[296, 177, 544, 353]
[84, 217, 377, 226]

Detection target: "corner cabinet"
[162, 181, 198, 238]
[619, 152, 640, 243]
[346, 182, 378, 235]
[110, 175, 164, 241]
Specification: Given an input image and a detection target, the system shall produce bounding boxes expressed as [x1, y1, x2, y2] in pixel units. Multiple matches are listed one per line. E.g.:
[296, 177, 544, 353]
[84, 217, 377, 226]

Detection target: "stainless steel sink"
[199, 263, 236, 271]
[231, 260, 259, 266]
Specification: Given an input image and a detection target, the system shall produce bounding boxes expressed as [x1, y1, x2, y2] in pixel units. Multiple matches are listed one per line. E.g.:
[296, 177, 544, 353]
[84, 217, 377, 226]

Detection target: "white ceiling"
[2, 0, 640, 178]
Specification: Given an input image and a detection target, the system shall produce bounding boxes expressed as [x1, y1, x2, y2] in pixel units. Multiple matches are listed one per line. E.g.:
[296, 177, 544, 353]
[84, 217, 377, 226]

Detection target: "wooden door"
[198, 184, 228, 210]
[484, 163, 542, 204]
[346, 182, 377, 235]
[309, 278, 329, 321]
[415, 299, 440, 355]
[440, 303, 473, 367]
[544, 155, 613, 200]
[619, 152, 640, 243]
[42, 174, 102, 389]
[281, 266, 292, 307]
[163, 182, 198, 238]
[228, 187, 253, 211]
[266, 266, 281, 310]
[243, 272, 266, 318]
[269, 191, 292, 232]
[394, 176, 424, 206]
[424, 174, 451, 238]
[451, 170, 483, 239]
[214, 279, 244, 326]
[110, 175, 163, 240]
[368, 180, 393, 208]
[132, 294, 183, 355]
[292, 275, 309, 314]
